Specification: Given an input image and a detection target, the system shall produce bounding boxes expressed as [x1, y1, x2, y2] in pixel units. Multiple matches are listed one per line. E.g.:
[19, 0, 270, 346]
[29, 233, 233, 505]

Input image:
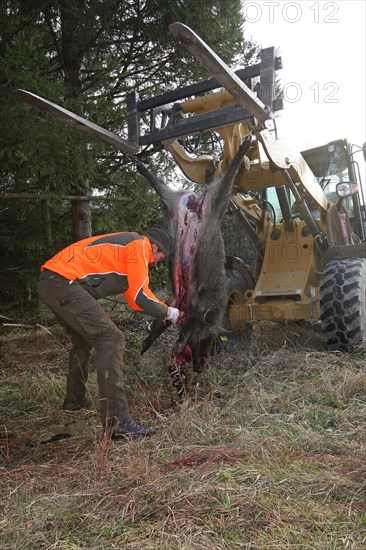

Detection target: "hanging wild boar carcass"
[137, 139, 249, 396]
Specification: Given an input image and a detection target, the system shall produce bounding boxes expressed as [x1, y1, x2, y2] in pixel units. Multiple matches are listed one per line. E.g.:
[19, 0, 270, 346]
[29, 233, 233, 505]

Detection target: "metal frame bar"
[127, 45, 282, 148]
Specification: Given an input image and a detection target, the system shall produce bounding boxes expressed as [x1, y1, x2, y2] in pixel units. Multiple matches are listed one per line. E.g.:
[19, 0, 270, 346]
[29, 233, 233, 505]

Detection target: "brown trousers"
[37, 270, 130, 422]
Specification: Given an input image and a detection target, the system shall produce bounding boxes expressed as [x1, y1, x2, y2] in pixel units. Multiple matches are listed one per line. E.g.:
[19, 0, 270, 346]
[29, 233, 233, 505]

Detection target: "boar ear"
[174, 328, 192, 355]
[141, 318, 167, 354]
[203, 308, 216, 324]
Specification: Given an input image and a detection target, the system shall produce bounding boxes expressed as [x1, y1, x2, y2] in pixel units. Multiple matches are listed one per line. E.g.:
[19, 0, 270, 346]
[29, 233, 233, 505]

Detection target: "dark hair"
[142, 227, 172, 256]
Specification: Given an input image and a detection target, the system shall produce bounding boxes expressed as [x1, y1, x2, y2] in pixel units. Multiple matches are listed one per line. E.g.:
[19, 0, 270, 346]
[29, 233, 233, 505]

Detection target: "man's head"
[142, 227, 172, 265]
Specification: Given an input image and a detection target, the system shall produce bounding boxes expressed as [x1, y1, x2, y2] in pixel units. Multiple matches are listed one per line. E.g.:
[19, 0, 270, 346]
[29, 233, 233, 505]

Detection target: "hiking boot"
[104, 417, 156, 439]
[62, 396, 93, 412]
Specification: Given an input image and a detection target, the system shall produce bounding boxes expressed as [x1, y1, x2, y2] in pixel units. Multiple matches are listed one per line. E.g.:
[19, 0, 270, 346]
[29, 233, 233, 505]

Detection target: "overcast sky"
[243, 0, 365, 161]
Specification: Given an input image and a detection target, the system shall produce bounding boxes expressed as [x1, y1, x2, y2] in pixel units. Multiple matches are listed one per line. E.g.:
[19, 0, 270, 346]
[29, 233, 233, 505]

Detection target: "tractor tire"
[219, 267, 255, 349]
[320, 258, 366, 351]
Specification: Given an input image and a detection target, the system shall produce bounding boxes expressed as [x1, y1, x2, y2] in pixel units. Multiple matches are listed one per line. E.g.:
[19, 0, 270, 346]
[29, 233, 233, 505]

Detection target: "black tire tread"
[320, 258, 366, 350]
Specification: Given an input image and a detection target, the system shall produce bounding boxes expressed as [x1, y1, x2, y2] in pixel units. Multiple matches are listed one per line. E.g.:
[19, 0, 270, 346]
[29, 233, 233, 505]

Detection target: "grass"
[1, 311, 366, 549]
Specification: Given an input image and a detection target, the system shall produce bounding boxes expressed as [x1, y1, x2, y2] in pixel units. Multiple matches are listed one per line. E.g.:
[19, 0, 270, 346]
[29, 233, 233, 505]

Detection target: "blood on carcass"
[137, 138, 249, 396]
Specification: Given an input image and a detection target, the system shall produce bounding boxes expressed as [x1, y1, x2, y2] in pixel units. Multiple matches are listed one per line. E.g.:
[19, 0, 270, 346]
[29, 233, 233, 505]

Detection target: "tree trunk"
[60, 0, 92, 241]
[71, 178, 92, 242]
[41, 199, 53, 247]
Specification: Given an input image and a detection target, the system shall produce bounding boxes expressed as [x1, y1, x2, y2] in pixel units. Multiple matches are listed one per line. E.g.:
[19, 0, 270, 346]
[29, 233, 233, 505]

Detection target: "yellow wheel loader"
[15, 23, 366, 351]
[135, 23, 366, 351]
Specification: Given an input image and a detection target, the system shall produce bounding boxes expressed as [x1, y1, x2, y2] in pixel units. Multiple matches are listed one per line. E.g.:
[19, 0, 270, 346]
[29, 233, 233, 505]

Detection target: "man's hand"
[165, 306, 182, 324]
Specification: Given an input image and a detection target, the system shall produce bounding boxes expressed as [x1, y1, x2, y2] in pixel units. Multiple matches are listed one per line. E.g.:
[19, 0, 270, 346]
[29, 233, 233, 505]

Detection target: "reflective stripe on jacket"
[41, 232, 168, 318]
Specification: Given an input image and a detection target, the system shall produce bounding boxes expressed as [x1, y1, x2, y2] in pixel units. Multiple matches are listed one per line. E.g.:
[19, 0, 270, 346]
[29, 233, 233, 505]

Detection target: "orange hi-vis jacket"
[41, 232, 168, 318]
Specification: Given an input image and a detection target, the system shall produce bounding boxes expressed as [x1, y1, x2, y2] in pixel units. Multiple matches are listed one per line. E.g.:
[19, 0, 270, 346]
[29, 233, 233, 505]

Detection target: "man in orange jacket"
[37, 228, 181, 439]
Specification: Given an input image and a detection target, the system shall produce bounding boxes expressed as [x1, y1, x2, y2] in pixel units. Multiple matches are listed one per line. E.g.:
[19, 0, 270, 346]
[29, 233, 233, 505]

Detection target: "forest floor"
[1, 305, 366, 549]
